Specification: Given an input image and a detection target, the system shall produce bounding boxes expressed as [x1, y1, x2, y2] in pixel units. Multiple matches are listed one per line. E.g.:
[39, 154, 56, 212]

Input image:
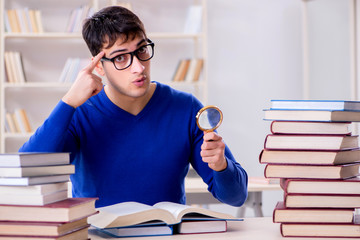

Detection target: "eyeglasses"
[101, 39, 154, 71]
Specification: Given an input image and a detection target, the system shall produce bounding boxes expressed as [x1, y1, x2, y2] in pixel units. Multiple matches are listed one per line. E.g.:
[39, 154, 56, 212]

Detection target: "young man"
[19, 6, 248, 208]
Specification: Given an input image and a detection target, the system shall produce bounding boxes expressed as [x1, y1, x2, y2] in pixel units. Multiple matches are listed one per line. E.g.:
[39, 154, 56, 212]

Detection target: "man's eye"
[138, 46, 147, 54]
[114, 55, 126, 62]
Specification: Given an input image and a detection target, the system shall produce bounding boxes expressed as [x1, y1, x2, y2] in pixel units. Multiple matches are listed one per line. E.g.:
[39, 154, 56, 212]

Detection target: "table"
[89, 217, 353, 240]
[185, 177, 281, 217]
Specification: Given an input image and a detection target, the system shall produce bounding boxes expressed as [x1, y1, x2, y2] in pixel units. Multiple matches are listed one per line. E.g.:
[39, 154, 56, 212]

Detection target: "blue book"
[95, 223, 173, 238]
[270, 100, 360, 111]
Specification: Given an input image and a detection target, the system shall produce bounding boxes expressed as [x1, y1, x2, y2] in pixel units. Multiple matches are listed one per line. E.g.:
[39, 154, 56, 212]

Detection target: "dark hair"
[82, 6, 146, 56]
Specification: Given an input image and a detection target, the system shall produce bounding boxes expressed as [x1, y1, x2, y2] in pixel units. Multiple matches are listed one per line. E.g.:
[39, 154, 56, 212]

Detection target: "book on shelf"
[259, 148, 360, 165]
[264, 109, 360, 122]
[0, 152, 70, 167]
[0, 198, 97, 222]
[172, 59, 191, 82]
[0, 165, 75, 177]
[264, 134, 359, 150]
[0, 217, 89, 238]
[273, 201, 354, 223]
[13, 109, 32, 133]
[0, 225, 89, 240]
[280, 221, 360, 238]
[270, 99, 360, 111]
[5, 113, 17, 133]
[58, 58, 89, 83]
[65, 5, 93, 33]
[280, 177, 360, 195]
[284, 193, 360, 208]
[89, 201, 239, 235]
[270, 121, 352, 135]
[184, 58, 204, 82]
[0, 189, 68, 206]
[4, 51, 26, 83]
[5, 8, 43, 33]
[264, 163, 360, 179]
[184, 5, 203, 34]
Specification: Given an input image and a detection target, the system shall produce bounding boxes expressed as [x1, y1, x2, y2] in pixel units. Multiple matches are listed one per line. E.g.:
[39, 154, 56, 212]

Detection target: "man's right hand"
[62, 51, 105, 108]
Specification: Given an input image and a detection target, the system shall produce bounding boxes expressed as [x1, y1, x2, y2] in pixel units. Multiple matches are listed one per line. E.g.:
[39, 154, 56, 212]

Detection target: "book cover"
[284, 193, 360, 208]
[0, 152, 70, 167]
[264, 134, 359, 150]
[273, 201, 354, 223]
[96, 223, 174, 238]
[264, 163, 360, 179]
[280, 177, 360, 195]
[0, 182, 68, 195]
[259, 148, 360, 165]
[0, 174, 70, 186]
[270, 99, 360, 111]
[0, 198, 97, 222]
[270, 121, 352, 135]
[0, 164, 75, 177]
[264, 109, 360, 122]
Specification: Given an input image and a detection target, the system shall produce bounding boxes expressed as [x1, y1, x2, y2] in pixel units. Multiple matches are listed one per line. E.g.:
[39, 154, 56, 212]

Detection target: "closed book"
[176, 219, 227, 234]
[270, 121, 352, 135]
[264, 163, 360, 179]
[264, 134, 359, 150]
[273, 201, 354, 223]
[0, 189, 68, 205]
[0, 217, 89, 236]
[270, 99, 360, 111]
[0, 198, 97, 222]
[0, 174, 70, 186]
[264, 109, 360, 122]
[0, 182, 68, 195]
[284, 193, 360, 208]
[0, 152, 70, 167]
[259, 148, 360, 165]
[280, 221, 360, 238]
[96, 223, 174, 238]
[0, 225, 89, 239]
[0, 164, 75, 177]
[280, 177, 360, 195]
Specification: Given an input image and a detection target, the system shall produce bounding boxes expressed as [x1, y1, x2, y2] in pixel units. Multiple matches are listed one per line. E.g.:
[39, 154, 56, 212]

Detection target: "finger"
[85, 51, 105, 72]
[203, 132, 222, 142]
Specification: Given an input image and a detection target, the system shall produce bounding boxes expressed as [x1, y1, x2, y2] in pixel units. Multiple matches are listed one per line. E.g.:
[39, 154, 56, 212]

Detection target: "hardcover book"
[284, 193, 360, 208]
[259, 148, 360, 165]
[264, 163, 360, 179]
[270, 121, 352, 135]
[0, 152, 70, 167]
[264, 134, 359, 150]
[270, 99, 360, 111]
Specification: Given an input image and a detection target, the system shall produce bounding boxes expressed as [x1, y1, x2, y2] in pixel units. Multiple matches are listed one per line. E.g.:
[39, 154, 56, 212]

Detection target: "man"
[19, 6, 248, 208]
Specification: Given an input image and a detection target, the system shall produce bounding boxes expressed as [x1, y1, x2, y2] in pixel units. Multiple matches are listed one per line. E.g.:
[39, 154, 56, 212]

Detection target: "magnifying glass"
[196, 105, 223, 132]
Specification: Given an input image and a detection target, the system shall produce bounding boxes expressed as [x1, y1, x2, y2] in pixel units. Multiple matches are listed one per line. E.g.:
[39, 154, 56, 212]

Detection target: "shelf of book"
[0, 0, 208, 153]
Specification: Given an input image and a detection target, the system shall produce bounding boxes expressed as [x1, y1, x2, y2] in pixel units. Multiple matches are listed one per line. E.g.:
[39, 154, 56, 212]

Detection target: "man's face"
[98, 35, 152, 101]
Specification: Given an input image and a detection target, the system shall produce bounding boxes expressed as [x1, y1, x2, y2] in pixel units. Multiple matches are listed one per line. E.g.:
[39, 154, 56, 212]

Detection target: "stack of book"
[261, 100, 360, 238]
[0, 152, 97, 239]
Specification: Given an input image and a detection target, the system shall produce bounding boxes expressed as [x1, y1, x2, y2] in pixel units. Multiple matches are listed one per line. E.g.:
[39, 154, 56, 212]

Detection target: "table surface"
[89, 217, 354, 240]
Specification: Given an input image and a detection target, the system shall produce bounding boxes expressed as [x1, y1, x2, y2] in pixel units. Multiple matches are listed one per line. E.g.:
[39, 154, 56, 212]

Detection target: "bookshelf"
[0, 0, 208, 153]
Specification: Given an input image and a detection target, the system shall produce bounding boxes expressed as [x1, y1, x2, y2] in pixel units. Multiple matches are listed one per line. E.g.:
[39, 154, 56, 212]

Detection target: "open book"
[89, 201, 241, 237]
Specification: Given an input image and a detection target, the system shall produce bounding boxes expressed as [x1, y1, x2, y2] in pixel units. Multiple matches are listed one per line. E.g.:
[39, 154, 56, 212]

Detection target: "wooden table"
[185, 177, 281, 217]
[89, 217, 353, 240]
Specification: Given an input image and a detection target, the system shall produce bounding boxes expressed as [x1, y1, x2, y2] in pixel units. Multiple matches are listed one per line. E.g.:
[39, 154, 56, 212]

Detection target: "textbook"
[264, 163, 360, 179]
[270, 121, 352, 135]
[280, 177, 360, 195]
[270, 99, 360, 111]
[0, 164, 75, 177]
[89, 201, 240, 235]
[263, 109, 360, 122]
[259, 148, 360, 165]
[0, 152, 70, 167]
[264, 134, 359, 150]
[273, 201, 354, 223]
[0, 198, 97, 222]
[0, 174, 70, 186]
[280, 221, 360, 238]
[284, 193, 360, 208]
[0, 189, 68, 205]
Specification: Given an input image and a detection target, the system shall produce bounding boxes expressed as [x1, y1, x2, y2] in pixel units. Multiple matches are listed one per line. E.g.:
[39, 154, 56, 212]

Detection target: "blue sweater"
[20, 82, 248, 208]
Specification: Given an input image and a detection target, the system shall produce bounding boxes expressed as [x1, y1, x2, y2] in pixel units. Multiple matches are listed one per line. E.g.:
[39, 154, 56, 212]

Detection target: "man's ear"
[92, 57, 105, 76]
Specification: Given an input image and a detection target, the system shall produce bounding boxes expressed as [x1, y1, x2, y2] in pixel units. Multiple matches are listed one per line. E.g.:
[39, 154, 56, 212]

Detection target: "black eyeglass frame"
[100, 39, 155, 71]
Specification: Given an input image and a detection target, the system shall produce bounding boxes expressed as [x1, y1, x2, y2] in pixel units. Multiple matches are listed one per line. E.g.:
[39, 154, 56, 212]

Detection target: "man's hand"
[62, 51, 105, 108]
[200, 132, 228, 171]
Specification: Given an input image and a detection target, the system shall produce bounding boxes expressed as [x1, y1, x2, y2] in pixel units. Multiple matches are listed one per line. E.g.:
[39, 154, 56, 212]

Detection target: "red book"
[273, 201, 354, 223]
[0, 198, 97, 222]
[283, 192, 360, 208]
[264, 163, 360, 179]
[280, 177, 360, 195]
[270, 121, 352, 135]
[264, 134, 359, 150]
[259, 148, 360, 165]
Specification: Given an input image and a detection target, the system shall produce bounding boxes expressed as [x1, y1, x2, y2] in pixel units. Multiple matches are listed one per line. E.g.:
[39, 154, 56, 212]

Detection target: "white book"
[0, 152, 70, 167]
[0, 164, 75, 177]
[3, 10, 12, 32]
[0, 174, 70, 186]
[14, 51, 26, 83]
[184, 58, 198, 82]
[0, 182, 68, 195]
[0, 190, 68, 205]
